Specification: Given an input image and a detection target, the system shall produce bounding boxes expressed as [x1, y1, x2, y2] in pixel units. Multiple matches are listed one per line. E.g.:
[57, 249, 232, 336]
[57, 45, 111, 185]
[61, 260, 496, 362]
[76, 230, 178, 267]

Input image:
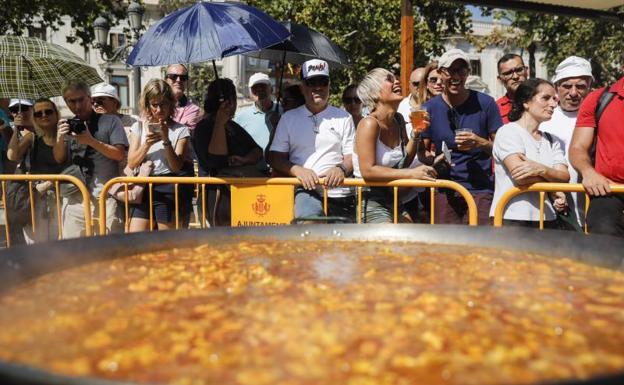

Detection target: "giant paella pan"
[0, 224, 623, 385]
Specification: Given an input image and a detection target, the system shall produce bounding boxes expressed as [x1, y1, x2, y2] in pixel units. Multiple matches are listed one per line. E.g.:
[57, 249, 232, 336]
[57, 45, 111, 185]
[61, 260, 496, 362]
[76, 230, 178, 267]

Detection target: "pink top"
[174, 101, 201, 131]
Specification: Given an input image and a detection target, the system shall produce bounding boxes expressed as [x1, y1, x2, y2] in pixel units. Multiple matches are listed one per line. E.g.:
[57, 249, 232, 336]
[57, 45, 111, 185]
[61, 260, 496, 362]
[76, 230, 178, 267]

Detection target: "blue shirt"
[422, 91, 502, 192]
[233, 102, 282, 151]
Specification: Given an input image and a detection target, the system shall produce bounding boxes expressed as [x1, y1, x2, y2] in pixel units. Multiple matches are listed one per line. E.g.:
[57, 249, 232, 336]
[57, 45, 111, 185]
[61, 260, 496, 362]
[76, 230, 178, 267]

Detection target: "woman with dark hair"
[342, 84, 363, 127]
[7, 98, 69, 243]
[127, 79, 193, 232]
[193, 78, 262, 226]
[490, 78, 570, 227]
[282, 84, 305, 112]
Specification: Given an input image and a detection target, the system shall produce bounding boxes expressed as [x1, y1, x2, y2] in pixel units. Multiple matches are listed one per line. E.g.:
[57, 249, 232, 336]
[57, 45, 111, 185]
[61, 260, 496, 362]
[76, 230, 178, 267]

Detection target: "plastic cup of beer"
[410, 108, 428, 133]
[455, 128, 473, 136]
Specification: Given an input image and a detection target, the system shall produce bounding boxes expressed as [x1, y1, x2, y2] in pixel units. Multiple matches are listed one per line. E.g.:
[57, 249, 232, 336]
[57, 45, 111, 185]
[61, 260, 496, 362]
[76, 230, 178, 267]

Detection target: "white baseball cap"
[9, 99, 33, 109]
[552, 56, 594, 84]
[301, 59, 330, 80]
[248, 73, 271, 88]
[438, 48, 471, 70]
[91, 83, 120, 102]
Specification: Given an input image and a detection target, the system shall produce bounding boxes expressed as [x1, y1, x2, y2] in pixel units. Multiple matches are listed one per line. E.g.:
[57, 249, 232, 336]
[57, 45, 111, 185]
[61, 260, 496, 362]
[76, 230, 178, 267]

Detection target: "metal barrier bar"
[0, 174, 92, 247]
[429, 187, 435, 225]
[492, 182, 624, 230]
[99, 177, 479, 234]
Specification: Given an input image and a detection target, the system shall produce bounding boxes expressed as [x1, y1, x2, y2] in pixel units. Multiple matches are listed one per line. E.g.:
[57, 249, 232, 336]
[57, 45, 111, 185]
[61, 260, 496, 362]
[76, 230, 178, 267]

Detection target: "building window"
[111, 75, 129, 108]
[28, 27, 46, 41]
[470, 60, 481, 77]
[110, 33, 126, 50]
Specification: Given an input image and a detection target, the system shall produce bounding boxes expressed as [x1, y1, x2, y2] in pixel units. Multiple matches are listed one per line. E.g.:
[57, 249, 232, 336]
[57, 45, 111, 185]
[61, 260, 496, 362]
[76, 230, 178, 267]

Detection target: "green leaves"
[0, 0, 127, 47]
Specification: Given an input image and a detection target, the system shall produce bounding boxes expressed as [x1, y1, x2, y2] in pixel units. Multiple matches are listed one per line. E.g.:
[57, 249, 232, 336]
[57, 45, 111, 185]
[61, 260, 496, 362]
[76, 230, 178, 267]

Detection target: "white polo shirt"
[270, 104, 355, 197]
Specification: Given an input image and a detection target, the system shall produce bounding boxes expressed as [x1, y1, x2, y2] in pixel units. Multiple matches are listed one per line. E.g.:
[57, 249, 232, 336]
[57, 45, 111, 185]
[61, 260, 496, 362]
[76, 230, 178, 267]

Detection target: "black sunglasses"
[166, 73, 189, 82]
[304, 77, 329, 87]
[411, 81, 420, 87]
[343, 97, 361, 104]
[33, 109, 55, 118]
[9, 106, 31, 113]
[427, 77, 439, 84]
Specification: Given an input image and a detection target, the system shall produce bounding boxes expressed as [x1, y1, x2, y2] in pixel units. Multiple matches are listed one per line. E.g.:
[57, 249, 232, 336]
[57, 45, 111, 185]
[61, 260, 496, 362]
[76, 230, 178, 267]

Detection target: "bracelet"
[162, 141, 172, 147]
[409, 131, 420, 141]
[336, 163, 348, 176]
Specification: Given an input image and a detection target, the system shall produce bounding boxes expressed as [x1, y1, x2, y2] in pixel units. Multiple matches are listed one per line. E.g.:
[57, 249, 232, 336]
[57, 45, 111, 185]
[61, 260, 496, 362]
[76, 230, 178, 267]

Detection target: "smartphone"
[147, 122, 161, 134]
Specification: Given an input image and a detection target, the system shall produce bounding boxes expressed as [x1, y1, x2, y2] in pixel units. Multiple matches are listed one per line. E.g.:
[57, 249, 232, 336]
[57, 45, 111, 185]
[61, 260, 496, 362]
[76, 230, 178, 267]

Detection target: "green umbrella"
[0, 35, 103, 99]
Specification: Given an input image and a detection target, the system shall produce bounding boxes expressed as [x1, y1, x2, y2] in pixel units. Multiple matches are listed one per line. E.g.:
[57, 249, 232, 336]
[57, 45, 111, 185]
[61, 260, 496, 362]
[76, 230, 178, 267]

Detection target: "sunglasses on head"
[33, 109, 55, 118]
[166, 73, 189, 82]
[304, 77, 329, 87]
[343, 97, 361, 104]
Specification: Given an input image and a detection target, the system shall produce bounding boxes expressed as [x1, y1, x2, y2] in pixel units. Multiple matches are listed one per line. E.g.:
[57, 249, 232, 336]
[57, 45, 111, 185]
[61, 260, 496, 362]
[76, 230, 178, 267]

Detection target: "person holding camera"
[54, 80, 128, 238]
[126, 79, 193, 232]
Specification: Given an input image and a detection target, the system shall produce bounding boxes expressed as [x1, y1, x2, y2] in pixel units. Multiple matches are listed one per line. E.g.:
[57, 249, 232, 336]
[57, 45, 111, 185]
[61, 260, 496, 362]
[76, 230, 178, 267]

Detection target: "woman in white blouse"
[127, 79, 192, 232]
[490, 78, 570, 227]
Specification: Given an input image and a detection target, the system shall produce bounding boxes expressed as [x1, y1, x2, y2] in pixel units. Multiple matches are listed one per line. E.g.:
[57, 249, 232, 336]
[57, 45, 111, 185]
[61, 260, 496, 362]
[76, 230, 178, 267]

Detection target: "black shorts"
[130, 183, 193, 224]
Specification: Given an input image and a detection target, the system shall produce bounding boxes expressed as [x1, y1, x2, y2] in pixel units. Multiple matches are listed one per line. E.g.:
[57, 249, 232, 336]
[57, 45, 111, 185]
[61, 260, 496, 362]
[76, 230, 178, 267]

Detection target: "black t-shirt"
[192, 115, 261, 176]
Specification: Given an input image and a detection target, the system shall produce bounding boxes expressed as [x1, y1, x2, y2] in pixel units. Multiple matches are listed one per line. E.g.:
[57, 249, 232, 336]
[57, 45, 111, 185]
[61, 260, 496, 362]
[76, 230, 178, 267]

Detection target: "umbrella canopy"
[245, 21, 350, 68]
[0, 35, 103, 99]
[126, 1, 291, 66]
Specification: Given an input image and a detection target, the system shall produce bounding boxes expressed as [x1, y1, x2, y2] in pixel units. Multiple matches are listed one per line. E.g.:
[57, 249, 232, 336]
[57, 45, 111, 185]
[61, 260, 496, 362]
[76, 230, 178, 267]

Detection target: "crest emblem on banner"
[252, 194, 271, 216]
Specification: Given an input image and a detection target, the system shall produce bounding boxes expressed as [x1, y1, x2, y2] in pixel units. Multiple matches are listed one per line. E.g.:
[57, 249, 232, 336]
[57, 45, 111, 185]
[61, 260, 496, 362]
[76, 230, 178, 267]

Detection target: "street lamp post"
[93, 1, 145, 114]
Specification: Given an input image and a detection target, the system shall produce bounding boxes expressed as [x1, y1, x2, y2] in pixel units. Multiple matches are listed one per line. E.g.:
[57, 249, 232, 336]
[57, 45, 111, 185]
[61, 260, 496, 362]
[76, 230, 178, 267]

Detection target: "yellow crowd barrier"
[492, 182, 624, 231]
[99, 176, 478, 234]
[0, 174, 92, 247]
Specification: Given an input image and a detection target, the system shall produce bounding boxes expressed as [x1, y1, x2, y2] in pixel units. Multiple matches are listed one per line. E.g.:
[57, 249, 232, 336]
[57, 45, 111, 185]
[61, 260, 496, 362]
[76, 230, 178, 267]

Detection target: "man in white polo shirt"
[268, 59, 356, 221]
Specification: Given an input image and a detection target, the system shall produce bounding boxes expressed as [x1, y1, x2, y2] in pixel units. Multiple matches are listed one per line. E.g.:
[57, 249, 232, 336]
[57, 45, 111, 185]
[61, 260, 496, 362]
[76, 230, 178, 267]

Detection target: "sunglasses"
[33, 109, 55, 118]
[428, 77, 439, 84]
[441, 67, 469, 76]
[343, 97, 361, 104]
[150, 101, 170, 109]
[411, 81, 420, 87]
[447, 108, 461, 131]
[9, 106, 31, 113]
[304, 77, 329, 87]
[500, 66, 526, 78]
[166, 73, 189, 82]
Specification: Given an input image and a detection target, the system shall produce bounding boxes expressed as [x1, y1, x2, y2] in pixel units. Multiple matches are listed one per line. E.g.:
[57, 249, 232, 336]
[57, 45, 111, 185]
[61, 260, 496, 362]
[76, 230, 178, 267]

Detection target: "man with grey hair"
[541, 56, 593, 229]
[422, 48, 502, 225]
[54, 80, 128, 238]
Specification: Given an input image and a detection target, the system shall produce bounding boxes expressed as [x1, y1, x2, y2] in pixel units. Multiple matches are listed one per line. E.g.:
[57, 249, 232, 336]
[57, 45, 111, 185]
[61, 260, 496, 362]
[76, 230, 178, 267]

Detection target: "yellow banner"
[230, 184, 294, 226]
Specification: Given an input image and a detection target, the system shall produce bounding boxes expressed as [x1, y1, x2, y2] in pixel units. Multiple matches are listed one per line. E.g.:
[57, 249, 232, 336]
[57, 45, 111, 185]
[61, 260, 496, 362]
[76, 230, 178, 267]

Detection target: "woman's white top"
[490, 122, 567, 221]
[130, 121, 190, 176]
[353, 117, 423, 203]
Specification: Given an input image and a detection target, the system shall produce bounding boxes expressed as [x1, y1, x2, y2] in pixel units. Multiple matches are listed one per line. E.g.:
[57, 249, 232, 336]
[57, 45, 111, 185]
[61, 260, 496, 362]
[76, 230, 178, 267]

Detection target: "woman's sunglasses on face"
[33, 109, 55, 118]
[9, 106, 31, 114]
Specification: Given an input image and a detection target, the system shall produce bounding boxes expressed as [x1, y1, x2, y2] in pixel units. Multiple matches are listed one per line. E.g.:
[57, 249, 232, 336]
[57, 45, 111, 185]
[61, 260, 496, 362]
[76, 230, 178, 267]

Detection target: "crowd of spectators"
[2, 47, 623, 243]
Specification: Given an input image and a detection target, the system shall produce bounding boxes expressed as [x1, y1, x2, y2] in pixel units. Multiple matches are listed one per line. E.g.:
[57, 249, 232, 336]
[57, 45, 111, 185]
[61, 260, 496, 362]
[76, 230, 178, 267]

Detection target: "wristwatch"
[336, 163, 348, 176]
[162, 140, 172, 147]
[409, 130, 420, 141]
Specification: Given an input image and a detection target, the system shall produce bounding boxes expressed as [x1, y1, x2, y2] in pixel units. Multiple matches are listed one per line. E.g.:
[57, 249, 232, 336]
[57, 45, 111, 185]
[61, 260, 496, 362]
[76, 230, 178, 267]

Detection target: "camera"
[67, 118, 86, 134]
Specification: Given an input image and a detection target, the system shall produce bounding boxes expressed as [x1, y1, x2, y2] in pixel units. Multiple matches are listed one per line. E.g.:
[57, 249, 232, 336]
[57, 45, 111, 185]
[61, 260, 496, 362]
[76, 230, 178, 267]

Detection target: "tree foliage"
[476, 7, 624, 86]
[0, 0, 127, 46]
[160, 0, 471, 103]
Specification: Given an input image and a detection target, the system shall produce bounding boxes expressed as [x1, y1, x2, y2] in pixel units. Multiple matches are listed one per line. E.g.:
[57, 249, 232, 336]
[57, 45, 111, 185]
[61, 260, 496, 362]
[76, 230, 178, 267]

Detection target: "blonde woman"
[354, 68, 439, 223]
[127, 79, 192, 232]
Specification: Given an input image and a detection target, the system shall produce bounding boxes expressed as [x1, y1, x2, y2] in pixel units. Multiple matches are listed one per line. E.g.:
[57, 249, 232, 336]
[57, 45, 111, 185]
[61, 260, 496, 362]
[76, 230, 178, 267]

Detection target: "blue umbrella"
[126, 1, 290, 67]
